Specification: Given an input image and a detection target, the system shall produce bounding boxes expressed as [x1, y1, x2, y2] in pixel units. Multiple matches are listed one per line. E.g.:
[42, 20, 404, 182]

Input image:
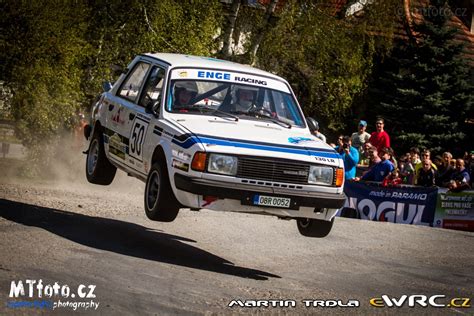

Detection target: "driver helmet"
[235, 87, 256, 108]
[174, 81, 198, 105]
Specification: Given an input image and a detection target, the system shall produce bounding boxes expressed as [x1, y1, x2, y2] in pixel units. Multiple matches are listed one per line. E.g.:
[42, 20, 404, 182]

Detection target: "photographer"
[335, 136, 359, 180]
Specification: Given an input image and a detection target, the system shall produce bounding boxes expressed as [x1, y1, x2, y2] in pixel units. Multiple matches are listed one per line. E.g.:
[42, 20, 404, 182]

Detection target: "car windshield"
[166, 78, 305, 127]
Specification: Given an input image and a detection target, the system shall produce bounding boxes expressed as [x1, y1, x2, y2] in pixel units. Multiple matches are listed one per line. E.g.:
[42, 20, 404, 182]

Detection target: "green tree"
[1, 1, 90, 172]
[83, 0, 222, 100]
[257, 0, 398, 134]
[367, 0, 473, 154]
[1, 0, 223, 175]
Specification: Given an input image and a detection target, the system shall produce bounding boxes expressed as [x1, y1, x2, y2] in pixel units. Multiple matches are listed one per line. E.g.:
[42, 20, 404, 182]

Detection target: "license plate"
[253, 195, 291, 208]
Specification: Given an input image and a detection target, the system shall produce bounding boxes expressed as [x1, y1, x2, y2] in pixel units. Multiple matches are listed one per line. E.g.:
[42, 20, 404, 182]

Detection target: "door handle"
[108, 104, 114, 111]
[129, 113, 136, 121]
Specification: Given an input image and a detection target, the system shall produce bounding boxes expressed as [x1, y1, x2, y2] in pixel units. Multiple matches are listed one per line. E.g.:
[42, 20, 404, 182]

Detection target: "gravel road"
[0, 164, 473, 315]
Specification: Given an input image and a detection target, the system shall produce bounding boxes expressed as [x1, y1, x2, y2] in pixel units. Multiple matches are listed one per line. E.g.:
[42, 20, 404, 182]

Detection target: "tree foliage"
[0, 0, 222, 173]
[365, 0, 473, 154]
[257, 0, 399, 134]
[1, 1, 89, 169]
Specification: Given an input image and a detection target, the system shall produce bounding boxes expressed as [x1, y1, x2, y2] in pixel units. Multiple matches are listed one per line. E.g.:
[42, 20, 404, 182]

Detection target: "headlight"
[308, 166, 334, 185]
[208, 154, 238, 175]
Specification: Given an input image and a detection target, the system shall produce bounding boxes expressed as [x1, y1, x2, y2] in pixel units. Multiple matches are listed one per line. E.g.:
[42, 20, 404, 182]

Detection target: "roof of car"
[143, 53, 283, 80]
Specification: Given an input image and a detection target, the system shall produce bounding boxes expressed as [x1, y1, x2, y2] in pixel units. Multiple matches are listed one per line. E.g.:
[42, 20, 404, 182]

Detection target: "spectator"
[399, 154, 415, 184]
[437, 152, 455, 186]
[413, 149, 437, 184]
[410, 147, 421, 165]
[386, 147, 398, 169]
[73, 112, 87, 150]
[358, 142, 373, 166]
[335, 136, 359, 180]
[433, 155, 443, 169]
[358, 147, 395, 182]
[448, 159, 471, 192]
[462, 151, 474, 187]
[306, 118, 326, 143]
[368, 118, 390, 153]
[416, 159, 437, 187]
[382, 169, 402, 187]
[336, 135, 344, 149]
[351, 120, 370, 150]
[368, 146, 381, 168]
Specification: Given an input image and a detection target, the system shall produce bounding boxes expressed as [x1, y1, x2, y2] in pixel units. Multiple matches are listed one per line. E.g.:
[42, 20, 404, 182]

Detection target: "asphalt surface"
[0, 162, 473, 315]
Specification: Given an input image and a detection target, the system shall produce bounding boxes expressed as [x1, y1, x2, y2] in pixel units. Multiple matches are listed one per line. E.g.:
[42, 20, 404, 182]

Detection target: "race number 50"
[129, 119, 148, 161]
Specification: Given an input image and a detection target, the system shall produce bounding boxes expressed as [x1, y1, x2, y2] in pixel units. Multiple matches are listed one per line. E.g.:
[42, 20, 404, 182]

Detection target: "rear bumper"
[174, 174, 346, 210]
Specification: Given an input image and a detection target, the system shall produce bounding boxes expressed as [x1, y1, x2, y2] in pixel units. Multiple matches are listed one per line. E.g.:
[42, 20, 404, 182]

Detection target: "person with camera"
[335, 136, 359, 180]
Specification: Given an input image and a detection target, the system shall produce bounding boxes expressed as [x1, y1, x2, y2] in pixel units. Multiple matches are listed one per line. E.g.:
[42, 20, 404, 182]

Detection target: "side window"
[138, 66, 165, 108]
[118, 62, 150, 103]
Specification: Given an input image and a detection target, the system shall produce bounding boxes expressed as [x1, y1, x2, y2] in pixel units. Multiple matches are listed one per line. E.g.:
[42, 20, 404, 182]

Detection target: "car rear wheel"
[86, 132, 116, 185]
[144, 163, 180, 222]
[296, 217, 334, 238]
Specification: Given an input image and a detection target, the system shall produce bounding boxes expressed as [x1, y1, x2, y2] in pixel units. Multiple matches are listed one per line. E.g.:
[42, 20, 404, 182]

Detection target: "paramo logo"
[370, 295, 471, 308]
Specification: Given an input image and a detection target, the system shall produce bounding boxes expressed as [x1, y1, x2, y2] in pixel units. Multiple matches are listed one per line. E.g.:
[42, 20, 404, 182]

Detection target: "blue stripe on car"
[172, 134, 339, 159]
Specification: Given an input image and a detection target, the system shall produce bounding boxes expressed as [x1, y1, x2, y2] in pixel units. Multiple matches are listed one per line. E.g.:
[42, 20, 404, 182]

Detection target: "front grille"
[237, 156, 310, 185]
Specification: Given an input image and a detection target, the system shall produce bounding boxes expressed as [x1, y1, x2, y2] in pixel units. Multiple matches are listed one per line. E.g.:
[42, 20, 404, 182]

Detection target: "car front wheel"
[144, 163, 180, 222]
[296, 217, 334, 238]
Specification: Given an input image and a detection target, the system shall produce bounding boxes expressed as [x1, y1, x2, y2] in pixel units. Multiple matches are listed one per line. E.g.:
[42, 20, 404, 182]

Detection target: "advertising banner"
[433, 188, 474, 232]
[341, 181, 438, 226]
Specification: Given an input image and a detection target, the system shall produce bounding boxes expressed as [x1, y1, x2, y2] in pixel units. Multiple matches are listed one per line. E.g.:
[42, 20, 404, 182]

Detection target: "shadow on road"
[0, 199, 280, 281]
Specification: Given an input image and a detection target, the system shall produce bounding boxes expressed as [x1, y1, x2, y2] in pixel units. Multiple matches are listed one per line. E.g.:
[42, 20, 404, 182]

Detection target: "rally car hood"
[169, 115, 341, 166]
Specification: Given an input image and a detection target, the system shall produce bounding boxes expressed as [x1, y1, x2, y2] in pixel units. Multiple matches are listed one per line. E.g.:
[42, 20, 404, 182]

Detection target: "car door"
[106, 61, 151, 166]
[126, 64, 167, 174]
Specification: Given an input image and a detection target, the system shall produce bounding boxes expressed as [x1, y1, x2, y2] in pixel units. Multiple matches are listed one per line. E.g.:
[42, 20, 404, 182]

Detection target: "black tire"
[85, 132, 116, 185]
[144, 162, 180, 222]
[296, 217, 334, 238]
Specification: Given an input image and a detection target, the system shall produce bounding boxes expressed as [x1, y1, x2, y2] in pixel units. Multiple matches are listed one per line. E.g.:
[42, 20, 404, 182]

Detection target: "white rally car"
[84, 53, 345, 237]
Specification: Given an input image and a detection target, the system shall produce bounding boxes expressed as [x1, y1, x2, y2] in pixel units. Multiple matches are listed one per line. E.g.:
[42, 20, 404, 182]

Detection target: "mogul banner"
[340, 181, 439, 226]
[433, 188, 474, 232]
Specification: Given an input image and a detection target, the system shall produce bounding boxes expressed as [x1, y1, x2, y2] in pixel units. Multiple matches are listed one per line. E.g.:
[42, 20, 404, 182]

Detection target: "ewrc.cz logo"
[370, 295, 471, 308]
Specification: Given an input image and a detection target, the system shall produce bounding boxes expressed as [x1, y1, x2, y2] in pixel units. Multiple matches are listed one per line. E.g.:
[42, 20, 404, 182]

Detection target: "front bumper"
[174, 174, 346, 210]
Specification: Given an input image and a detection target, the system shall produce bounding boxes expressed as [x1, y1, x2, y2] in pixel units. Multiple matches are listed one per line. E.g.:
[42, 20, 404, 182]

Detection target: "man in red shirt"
[369, 118, 390, 153]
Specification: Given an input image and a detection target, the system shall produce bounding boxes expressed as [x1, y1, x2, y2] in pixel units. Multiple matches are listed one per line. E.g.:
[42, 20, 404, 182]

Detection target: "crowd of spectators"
[320, 117, 473, 192]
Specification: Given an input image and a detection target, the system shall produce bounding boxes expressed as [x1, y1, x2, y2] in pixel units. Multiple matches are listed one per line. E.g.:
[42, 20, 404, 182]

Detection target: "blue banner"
[340, 181, 439, 226]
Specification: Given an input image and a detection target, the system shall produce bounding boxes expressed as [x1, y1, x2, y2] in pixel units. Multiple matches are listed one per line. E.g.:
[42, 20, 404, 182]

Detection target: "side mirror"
[102, 81, 113, 92]
[306, 117, 318, 133]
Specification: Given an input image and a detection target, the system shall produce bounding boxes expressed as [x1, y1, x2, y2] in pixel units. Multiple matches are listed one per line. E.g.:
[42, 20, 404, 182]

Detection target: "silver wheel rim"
[87, 139, 99, 175]
[146, 170, 160, 210]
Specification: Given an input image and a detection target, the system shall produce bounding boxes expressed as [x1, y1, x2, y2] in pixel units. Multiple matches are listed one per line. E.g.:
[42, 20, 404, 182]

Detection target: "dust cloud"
[0, 130, 144, 197]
